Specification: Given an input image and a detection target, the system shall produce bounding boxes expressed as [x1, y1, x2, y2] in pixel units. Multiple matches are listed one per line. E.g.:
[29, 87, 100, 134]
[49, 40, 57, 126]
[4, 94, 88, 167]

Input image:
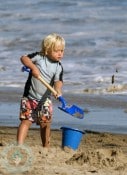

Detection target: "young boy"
[17, 33, 65, 148]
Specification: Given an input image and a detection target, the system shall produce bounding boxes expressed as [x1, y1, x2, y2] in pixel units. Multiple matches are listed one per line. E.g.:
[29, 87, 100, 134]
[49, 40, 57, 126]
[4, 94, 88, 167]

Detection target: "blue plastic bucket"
[61, 127, 85, 150]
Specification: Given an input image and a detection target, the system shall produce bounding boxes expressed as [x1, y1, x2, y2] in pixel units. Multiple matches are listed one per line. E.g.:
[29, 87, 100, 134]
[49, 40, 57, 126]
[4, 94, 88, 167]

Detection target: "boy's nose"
[58, 51, 63, 55]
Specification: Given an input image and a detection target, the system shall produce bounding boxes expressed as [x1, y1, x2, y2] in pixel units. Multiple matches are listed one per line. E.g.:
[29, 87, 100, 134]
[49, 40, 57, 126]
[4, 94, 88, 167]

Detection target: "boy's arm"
[54, 81, 63, 98]
[21, 55, 40, 78]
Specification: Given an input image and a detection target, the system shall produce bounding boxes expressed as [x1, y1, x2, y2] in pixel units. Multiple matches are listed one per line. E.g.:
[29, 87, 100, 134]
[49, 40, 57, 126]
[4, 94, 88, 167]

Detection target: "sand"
[0, 87, 127, 175]
[0, 127, 127, 175]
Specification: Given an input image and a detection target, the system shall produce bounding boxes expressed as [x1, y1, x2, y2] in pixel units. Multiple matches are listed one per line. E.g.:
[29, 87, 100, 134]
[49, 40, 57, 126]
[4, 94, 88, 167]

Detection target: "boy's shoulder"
[27, 52, 41, 58]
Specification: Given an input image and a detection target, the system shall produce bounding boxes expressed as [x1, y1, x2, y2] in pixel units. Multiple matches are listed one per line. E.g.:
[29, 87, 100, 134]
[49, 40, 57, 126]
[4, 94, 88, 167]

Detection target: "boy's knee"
[40, 122, 51, 129]
[20, 120, 32, 127]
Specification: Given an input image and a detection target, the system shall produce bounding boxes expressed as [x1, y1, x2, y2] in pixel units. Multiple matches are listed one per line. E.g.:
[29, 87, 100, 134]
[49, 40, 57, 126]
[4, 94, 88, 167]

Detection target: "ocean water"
[1, 102, 127, 134]
[0, 0, 127, 94]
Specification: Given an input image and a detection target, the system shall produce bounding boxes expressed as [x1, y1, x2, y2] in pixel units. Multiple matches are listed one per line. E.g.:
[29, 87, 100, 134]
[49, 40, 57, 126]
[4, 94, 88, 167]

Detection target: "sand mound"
[66, 148, 127, 170]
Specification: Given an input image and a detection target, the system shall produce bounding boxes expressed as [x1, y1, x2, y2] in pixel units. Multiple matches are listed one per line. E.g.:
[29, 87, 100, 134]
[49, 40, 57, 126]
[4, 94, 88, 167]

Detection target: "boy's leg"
[17, 120, 32, 145]
[38, 98, 52, 147]
[40, 122, 51, 147]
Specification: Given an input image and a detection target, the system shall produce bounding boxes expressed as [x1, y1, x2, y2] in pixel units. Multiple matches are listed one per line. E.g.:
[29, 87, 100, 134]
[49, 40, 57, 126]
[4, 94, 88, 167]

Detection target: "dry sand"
[0, 127, 127, 175]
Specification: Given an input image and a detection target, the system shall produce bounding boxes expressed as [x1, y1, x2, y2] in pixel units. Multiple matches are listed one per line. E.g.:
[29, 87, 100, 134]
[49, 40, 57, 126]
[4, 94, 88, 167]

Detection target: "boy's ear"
[45, 50, 48, 55]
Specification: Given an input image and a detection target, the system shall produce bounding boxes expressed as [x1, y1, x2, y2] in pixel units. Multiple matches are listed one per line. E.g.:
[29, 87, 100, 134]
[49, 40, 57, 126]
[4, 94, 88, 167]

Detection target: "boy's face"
[47, 45, 64, 62]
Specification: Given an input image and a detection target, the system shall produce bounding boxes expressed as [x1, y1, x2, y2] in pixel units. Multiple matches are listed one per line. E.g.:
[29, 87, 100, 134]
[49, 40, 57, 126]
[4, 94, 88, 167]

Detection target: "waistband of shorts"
[23, 96, 40, 102]
[23, 96, 51, 102]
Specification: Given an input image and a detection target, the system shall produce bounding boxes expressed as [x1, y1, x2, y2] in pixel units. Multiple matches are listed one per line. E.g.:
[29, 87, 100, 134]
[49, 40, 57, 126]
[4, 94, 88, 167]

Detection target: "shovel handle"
[38, 76, 57, 96]
[38, 76, 67, 108]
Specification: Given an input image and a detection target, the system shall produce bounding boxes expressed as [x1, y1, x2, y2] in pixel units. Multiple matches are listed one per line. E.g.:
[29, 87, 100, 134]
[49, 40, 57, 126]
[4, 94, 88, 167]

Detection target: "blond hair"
[40, 33, 65, 56]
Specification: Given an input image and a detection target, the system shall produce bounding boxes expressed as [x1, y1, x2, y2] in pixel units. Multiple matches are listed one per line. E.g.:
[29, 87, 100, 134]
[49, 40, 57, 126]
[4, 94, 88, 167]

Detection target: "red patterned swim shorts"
[19, 97, 53, 124]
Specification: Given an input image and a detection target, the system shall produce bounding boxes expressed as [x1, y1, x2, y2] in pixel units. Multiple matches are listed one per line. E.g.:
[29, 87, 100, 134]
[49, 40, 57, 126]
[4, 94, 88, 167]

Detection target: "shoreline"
[1, 86, 127, 135]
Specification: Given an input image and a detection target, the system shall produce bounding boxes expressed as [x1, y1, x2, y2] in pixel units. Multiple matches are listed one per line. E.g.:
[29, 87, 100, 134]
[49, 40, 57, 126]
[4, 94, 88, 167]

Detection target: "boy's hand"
[21, 56, 40, 78]
[22, 66, 40, 79]
[52, 91, 59, 99]
[53, 90, 62, 99]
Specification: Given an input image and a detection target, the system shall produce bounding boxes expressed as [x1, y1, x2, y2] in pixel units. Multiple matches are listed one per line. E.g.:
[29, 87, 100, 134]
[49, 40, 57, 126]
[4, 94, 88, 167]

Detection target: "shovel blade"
[58, 104, 84, 119]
